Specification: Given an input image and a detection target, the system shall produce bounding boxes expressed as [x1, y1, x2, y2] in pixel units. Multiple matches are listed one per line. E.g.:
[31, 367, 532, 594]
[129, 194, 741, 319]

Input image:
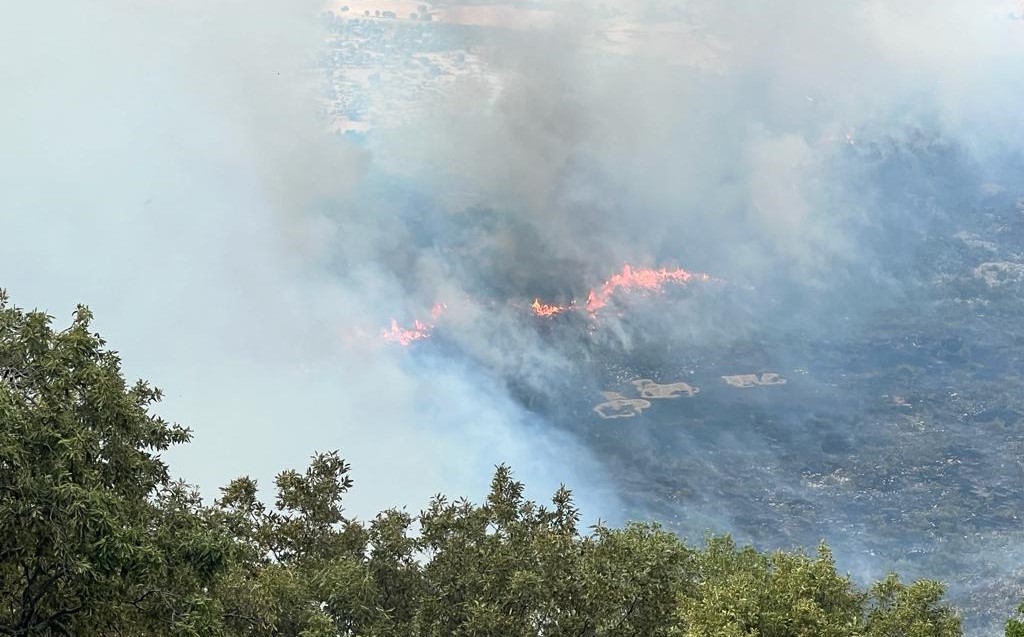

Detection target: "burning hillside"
[381, 263, 712, 345]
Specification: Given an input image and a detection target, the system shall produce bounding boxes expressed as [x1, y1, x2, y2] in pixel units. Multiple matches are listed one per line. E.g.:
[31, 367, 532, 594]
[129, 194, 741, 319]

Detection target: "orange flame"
[381, 318, 433, 346]
[531, 298, 565, 317]
[531, 264, 708, 317]
[584, 264, 706, 313]
[381, 264, 711, 345]
[380, 302, 449, 346]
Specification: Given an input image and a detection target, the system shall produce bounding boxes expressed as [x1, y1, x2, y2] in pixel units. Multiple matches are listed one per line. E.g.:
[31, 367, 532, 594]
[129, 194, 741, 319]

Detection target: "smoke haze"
[4, 0, 1024, 631]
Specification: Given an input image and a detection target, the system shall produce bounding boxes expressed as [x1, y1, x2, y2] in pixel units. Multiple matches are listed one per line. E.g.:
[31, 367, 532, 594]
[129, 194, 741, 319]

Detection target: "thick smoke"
[0, 0, 617, 520]
[370, 0, 1023, 297]
[352, 0, 1024, 388]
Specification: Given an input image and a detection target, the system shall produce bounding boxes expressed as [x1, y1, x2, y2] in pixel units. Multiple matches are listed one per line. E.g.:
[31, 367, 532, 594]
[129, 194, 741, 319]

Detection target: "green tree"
[575, 522, 694, 637]
[413, 465, 693, 637]
[1005, 602, 1024, 637]
[864, 574, 960, 637]
[0, 292, 225, 635]
[678, 535, 962, 637]
[412, 464, 561, 636]
[680, 536, 864, 637]
[212, 452, 409, 637]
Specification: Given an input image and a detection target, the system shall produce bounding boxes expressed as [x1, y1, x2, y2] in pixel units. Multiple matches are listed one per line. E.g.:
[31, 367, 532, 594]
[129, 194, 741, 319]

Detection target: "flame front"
[381, 318, 433, 346]
[381, 263, 710, 345]
[531, 298, 566, 317]
[584, 264, 707, 313]
[532, 264, 709, 317]
[381, 302, 447, 345]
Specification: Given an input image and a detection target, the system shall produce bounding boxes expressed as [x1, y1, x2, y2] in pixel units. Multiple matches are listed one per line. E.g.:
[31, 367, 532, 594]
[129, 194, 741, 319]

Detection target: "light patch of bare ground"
[593, 379, 699, 419]
[721, 373, 787, 388]
[593, 391, 651, 419]
[631, 378, 700, 398]
[974, 261, 1024, 287]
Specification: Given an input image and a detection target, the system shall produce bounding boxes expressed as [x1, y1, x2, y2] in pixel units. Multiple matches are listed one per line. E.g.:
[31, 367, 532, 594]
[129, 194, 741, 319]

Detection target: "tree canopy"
[0, 290, 1001, 636]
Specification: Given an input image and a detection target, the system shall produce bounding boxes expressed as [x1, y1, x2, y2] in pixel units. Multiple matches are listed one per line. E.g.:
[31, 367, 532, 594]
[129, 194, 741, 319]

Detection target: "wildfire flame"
[531, 298, 566, 318]
[381, 318, 433, 346]
[382, 264, 711, 345]
[381, 302, 448, 345]
[584, 264, 707, 313]
[530, 264, 709, 317]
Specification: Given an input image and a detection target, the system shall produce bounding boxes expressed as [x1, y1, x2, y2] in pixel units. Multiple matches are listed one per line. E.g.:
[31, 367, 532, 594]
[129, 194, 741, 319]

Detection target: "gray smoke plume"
[0, 0, 619, 518]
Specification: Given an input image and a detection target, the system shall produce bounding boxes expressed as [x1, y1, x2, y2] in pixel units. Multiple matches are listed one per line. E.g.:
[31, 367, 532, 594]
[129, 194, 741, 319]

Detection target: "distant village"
[319, 4, 481, 134]
[332, 4, 434, 21]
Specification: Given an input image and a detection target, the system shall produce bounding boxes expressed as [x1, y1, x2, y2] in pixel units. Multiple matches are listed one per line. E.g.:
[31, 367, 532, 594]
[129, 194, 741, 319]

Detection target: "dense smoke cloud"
[368, 0, 1023, 298]
[0, 0, 618, 519]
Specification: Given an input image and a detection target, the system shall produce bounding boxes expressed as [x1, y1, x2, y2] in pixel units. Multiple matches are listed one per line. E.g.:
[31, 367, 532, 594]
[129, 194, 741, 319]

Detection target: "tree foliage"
[0, 291, 210, 636]
[1006, 603, 1024, 637]
[0, 291, 990, 636]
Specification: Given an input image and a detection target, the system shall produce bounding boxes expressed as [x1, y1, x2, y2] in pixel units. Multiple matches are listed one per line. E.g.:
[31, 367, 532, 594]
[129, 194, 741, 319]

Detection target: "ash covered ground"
[475, 175, 1024, 633]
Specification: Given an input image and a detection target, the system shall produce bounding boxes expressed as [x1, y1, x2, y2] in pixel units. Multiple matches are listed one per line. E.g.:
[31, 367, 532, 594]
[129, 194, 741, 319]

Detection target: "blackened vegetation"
[491, 137, 1024, 634]
[401, 135, 1024, 634]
